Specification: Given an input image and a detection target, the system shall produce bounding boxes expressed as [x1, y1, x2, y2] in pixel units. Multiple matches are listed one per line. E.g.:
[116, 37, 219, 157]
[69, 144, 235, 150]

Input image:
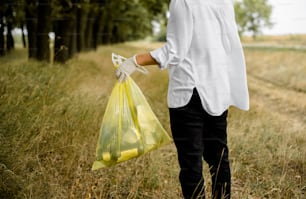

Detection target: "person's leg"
[169, 90, 206, 199]
[202, 110, 231, 199]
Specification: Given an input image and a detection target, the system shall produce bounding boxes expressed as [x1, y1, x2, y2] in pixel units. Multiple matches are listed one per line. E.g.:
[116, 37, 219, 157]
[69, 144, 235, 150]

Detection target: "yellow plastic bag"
[92, 54, 172, 170]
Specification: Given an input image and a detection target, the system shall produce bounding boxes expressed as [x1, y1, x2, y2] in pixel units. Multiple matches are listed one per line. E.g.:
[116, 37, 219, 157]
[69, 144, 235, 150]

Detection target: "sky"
[262, 0, 306, 35]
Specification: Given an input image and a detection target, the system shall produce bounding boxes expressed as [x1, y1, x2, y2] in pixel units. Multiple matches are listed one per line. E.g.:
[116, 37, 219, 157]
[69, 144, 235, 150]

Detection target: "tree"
[25, 0, 38, 58]
[139, 0, 169, 41]
[5, 5, 15, 52]
[36, 0, 51, 61]
[0, 3, 5, 56]
[2, 0, 169, 61]
[52, 0, 78, 63]
[234, 0, 273, 38]
[0, 0, 18, 56]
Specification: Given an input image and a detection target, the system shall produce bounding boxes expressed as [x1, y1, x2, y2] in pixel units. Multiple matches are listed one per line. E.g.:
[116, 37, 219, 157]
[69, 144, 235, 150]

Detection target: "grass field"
[0, 38, 305, 198]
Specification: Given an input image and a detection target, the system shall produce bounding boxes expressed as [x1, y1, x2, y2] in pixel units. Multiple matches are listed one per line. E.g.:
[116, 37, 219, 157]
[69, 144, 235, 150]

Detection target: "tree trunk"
[76, 6, 87, 52]
[25, 1, 37, 59]
[69, 19, 77, 58]
[21, 23, 27, 48]
[5, 5, 15, 52]
[68, 7, 77, 58]
[0, 9, 5, 56]
[92, 8, 102, 50]
[54, 19, 72, 63]
[101, 13, 113, 44]
[36, 0, 51, 61]
[6, 23, 15, 52]
[84, 10, 95, 50]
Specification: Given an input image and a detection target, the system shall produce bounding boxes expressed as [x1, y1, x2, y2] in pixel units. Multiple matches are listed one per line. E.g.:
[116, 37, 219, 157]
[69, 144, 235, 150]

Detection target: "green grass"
[0, 42, 305, 198]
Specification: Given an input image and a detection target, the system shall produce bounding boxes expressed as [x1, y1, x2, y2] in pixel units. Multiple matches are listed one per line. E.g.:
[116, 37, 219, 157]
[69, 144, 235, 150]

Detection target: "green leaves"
[234, 0, 273, 38]
[1, 0, 169, 60]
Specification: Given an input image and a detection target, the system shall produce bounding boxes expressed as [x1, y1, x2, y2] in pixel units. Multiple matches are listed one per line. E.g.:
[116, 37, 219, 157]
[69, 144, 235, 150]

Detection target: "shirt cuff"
[150, 47, 168, 70]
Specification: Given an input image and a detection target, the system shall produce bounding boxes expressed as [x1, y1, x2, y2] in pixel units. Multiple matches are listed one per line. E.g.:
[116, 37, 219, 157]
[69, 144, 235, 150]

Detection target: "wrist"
[133, 55, 142, 68]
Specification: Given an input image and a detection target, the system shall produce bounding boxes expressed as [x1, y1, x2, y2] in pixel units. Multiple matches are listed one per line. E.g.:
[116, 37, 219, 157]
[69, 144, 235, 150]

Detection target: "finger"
[119, 73, 126, 83]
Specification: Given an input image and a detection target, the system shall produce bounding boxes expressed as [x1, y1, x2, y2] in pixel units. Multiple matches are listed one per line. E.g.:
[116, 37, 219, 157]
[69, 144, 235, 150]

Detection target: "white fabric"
[116, 55, 148, 82]
[150, 0, 249, 116]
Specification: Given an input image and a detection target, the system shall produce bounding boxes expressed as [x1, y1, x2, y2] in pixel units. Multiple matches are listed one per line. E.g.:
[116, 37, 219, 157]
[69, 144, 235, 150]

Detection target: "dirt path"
[248, 74, 306, 127]
[243, 44, 306, 52]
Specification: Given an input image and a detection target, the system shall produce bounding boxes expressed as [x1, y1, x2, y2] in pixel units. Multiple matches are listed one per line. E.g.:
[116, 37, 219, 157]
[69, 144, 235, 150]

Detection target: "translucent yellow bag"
[92, 54, 172, 170]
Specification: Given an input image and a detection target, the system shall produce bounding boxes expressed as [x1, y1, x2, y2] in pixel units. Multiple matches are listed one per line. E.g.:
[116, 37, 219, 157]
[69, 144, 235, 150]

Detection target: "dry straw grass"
[0, 39, 305, 198]
[242, 34, 306, 46]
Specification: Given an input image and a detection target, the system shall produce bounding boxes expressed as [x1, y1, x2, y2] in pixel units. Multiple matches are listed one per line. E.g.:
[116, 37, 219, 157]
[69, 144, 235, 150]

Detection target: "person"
[116, 0, 249, 198]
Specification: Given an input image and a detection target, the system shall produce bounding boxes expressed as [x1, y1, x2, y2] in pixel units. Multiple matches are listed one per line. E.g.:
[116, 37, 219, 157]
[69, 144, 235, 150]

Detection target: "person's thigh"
[170, 103, 204, 174]
[169, 89, 206, 198]
[202, 110, 228, 164]
[202, 110, 231, 199]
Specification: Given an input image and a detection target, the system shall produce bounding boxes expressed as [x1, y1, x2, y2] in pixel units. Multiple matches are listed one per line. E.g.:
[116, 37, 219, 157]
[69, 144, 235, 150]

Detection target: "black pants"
[169, 89, 231, 199]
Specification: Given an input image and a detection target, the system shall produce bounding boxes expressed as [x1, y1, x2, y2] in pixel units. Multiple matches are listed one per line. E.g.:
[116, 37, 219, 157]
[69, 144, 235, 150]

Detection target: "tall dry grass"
[0, 41, 305, 198]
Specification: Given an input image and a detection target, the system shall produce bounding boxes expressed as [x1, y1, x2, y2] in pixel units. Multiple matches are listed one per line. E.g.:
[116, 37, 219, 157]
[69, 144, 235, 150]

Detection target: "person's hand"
[116, 55, 147, 82]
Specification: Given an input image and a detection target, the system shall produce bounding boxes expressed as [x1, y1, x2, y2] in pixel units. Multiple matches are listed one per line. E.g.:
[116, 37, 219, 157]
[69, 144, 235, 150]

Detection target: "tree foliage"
[1, 0, 169, 62]
[234, 0, 273, 38]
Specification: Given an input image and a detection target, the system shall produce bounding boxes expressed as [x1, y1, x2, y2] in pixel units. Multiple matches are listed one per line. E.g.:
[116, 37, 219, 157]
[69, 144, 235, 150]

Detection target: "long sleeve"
[149, 0, 249, 116]
[150, 0, 194, 69]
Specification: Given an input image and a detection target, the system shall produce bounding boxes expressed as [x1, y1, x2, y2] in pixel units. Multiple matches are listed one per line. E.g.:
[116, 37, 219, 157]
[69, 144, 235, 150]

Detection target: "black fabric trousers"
[169, 88, 231, 199]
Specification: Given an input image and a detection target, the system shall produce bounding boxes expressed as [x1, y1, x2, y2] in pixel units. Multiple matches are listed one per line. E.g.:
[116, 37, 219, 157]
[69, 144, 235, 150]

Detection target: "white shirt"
[150, 0, 249, 116]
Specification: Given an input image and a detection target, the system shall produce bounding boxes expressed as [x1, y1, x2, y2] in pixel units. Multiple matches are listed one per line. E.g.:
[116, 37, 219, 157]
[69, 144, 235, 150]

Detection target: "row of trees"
[0, 0, 272, 63]
[0, 0, 169, 62]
